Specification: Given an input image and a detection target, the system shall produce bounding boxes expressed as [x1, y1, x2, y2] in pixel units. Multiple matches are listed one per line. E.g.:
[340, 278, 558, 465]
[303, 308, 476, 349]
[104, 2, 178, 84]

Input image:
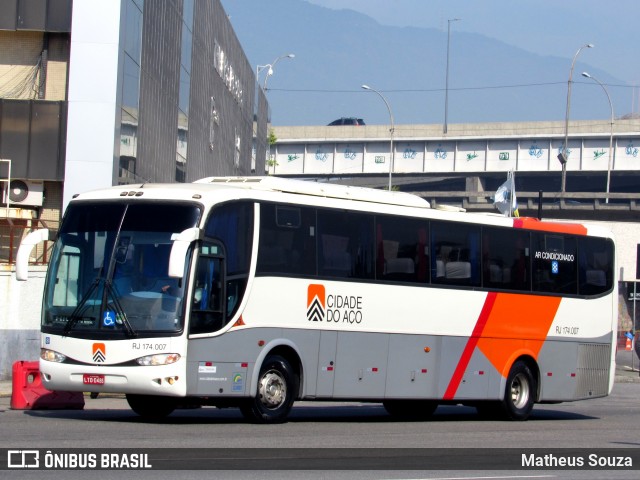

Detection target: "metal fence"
[0, 218, 55, 265]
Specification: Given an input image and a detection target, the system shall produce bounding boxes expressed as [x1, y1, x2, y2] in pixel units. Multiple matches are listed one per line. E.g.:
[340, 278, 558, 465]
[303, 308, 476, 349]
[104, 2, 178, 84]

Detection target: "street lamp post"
[256, 53, 295, 91]
[560, 43, 594, 194]
[444, 18, 460, 134]
[361, 84, 395, 191]
[582, 71, 614, 203]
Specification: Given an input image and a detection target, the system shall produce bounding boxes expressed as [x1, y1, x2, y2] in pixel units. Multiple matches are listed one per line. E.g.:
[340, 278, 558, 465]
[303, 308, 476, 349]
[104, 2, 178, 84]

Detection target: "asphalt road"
[617, 347, 640, 373]
[1, 381, 639, 479]
[2, 387, 640, 449]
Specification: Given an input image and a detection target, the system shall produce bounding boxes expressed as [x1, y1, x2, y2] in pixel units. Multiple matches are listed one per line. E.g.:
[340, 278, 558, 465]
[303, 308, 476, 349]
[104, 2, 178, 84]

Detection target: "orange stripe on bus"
[513, 217, 587, 236]
[477, 293, 561, 378]
[444, 293, 561, 400]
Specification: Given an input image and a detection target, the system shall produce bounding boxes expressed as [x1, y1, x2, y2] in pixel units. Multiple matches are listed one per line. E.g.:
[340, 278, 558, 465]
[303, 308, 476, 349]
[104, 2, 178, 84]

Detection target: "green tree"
[266, 129, 278, 168]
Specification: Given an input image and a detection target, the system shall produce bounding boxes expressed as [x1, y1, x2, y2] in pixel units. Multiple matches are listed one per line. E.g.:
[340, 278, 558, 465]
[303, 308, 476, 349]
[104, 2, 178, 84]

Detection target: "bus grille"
[575, 343, 611, 399]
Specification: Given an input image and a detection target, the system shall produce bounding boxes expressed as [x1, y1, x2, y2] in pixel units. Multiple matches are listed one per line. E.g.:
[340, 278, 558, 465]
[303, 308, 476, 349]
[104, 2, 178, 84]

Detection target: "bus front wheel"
[501, 360, 536, 421]
[240, 355, 297, 424]
[126, 394, 177, 419]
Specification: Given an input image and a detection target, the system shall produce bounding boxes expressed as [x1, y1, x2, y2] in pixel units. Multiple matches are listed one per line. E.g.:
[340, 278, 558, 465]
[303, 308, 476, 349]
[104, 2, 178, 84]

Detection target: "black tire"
[126, 394, 177, 419]
[383, 400, 438, 420]
[501, 360, 536, 421]
[240, 355, 297, 424]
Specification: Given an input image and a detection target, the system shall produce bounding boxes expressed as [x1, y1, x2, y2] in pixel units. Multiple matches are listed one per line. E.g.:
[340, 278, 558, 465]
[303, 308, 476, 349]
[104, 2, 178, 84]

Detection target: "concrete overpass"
[270, 119, 640, 282]
[271, 119, 640, 180]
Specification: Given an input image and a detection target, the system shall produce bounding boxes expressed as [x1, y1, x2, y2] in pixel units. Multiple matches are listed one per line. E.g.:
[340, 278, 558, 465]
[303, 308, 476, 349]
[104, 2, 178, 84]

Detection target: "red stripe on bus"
[443, 292, 497, 400]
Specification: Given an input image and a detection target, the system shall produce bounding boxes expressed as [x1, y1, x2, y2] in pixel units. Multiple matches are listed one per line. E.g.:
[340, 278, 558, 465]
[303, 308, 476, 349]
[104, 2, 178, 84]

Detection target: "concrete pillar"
[465, 176, 487, 203]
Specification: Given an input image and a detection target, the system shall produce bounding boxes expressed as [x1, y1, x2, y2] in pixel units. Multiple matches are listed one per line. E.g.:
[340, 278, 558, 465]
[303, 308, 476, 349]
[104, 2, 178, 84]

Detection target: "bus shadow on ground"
[288, 404, 596, 423]
[22, 403, 596, 424]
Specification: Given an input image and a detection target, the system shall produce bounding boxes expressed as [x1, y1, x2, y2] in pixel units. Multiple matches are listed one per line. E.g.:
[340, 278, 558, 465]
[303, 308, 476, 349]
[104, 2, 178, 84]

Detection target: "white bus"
[17, 177, 617, 423]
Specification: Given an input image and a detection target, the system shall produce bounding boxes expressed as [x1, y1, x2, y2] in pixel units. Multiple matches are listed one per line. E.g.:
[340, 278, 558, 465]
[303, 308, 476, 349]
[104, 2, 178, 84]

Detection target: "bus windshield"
[42, 201, 201, 338]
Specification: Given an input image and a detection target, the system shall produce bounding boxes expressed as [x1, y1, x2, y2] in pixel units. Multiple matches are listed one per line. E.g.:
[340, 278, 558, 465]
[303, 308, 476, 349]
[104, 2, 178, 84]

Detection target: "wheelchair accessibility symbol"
[551, 261, 559, 275]
[103, 311, 116, 327]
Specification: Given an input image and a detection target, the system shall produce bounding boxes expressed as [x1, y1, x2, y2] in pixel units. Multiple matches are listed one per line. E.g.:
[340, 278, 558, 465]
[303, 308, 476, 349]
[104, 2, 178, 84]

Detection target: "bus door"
[186, 241, 231, 395]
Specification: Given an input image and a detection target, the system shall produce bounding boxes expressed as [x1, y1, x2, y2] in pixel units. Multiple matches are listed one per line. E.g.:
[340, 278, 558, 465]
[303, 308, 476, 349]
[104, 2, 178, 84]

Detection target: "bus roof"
[68, 177, 611, 239]
[195, 176, 431, 209]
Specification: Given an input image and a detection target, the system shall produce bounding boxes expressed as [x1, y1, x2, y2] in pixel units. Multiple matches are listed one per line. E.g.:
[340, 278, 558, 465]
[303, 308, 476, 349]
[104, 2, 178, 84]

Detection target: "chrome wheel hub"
[510, 372, 530, 409]
[259, 371, 286, 409]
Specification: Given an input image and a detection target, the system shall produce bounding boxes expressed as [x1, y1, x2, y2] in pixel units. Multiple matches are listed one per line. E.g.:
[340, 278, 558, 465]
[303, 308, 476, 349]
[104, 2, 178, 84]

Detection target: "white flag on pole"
[494, 171, 519, 217]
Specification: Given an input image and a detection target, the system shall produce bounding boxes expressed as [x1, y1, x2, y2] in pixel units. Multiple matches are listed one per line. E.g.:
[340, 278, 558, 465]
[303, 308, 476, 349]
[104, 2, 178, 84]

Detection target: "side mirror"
[16, 229, 50, 281]
[168, 227, 202, 278]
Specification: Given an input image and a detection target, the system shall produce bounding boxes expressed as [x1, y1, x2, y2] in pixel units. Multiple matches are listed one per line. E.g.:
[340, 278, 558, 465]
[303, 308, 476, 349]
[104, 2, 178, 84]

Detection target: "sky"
[307, 0, 640, 86]
[221, 0, 640, 125]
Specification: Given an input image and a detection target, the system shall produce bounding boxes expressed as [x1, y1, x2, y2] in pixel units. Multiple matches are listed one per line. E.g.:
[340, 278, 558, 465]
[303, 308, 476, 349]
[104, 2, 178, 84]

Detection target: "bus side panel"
[186, 328, 322, 398]
[333, 331, 389, 398]
[384, 334, 441, 398]
[283, 328, 324, 397]
[315, 330, 337, 397]
[437, 335, 472, 399]
[452, 347, 498, 400]
[438, 336, 498, 400]
[186, 330, 270, 397]
[537, 336, 612, 402]
[186, 329, 273, 397]
[537, 339, 579, 401]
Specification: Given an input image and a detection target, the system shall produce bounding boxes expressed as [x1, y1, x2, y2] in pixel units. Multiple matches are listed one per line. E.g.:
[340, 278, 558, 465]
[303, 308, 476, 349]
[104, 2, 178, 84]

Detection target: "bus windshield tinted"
[43, 202, 201, 338]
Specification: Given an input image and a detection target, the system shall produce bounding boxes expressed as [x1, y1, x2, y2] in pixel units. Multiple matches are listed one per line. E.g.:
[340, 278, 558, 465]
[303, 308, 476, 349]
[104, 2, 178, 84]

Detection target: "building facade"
[67, 0, 269, 207]
[0, 0, 269, 378]
[0, 0, 268, 258]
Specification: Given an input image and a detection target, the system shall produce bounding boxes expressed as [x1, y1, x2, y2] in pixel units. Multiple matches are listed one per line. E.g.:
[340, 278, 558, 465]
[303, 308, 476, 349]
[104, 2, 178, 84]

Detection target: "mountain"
[221, 0, 629, 127]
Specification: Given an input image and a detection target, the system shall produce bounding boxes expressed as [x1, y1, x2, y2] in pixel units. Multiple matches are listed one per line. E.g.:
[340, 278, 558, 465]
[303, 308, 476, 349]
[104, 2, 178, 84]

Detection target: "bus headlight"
[135, 353, 181, 366]
[41, 348, 66, 363]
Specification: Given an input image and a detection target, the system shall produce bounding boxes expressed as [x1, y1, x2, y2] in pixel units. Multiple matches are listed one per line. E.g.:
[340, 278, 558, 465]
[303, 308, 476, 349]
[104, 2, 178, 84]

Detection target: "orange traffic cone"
[626, 337, 633, 351]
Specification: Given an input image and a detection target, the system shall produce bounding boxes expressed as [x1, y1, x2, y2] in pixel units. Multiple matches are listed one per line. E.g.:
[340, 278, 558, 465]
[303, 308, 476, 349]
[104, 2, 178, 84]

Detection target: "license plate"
[83, 374, 105, 385]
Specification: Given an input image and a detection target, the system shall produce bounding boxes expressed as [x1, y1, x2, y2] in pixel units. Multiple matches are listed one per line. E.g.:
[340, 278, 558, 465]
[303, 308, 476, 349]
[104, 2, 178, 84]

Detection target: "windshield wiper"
[63, 277, 137, 338]
[63, 277, 102, 335]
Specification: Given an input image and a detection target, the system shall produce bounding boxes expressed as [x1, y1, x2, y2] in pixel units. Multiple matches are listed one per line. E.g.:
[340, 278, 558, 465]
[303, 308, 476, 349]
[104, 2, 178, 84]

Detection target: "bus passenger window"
[317, 210, 374, 280]
[375, 215, 429, 283]
[431, 221, 480, 287]
[482, 228, 530, 291]
[578, 236, 613, 296]
[257, 203, 316, 276]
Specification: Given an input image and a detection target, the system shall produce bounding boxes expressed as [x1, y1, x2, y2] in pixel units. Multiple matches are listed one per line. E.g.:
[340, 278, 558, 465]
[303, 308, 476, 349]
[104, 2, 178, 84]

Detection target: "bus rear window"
[578, 236, 614, 296]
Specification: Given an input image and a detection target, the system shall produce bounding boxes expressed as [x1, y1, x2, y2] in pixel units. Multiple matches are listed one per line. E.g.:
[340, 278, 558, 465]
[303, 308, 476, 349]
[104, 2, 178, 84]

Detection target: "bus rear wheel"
[240, 355, 297, 424]
[501, 360, 536, 421]
[383, 400, 438, 420]
[126, 394, 177, 419]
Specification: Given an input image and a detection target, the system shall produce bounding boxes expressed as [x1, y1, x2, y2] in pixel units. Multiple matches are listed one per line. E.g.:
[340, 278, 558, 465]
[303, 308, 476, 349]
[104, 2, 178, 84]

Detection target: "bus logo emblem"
[307, 284, 325, 322]
[92, 343, 106, 363]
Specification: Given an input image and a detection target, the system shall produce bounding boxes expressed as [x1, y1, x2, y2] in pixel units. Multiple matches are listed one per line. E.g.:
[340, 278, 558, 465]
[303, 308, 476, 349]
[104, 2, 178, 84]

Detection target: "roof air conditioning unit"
[2, 180, 44, 207]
